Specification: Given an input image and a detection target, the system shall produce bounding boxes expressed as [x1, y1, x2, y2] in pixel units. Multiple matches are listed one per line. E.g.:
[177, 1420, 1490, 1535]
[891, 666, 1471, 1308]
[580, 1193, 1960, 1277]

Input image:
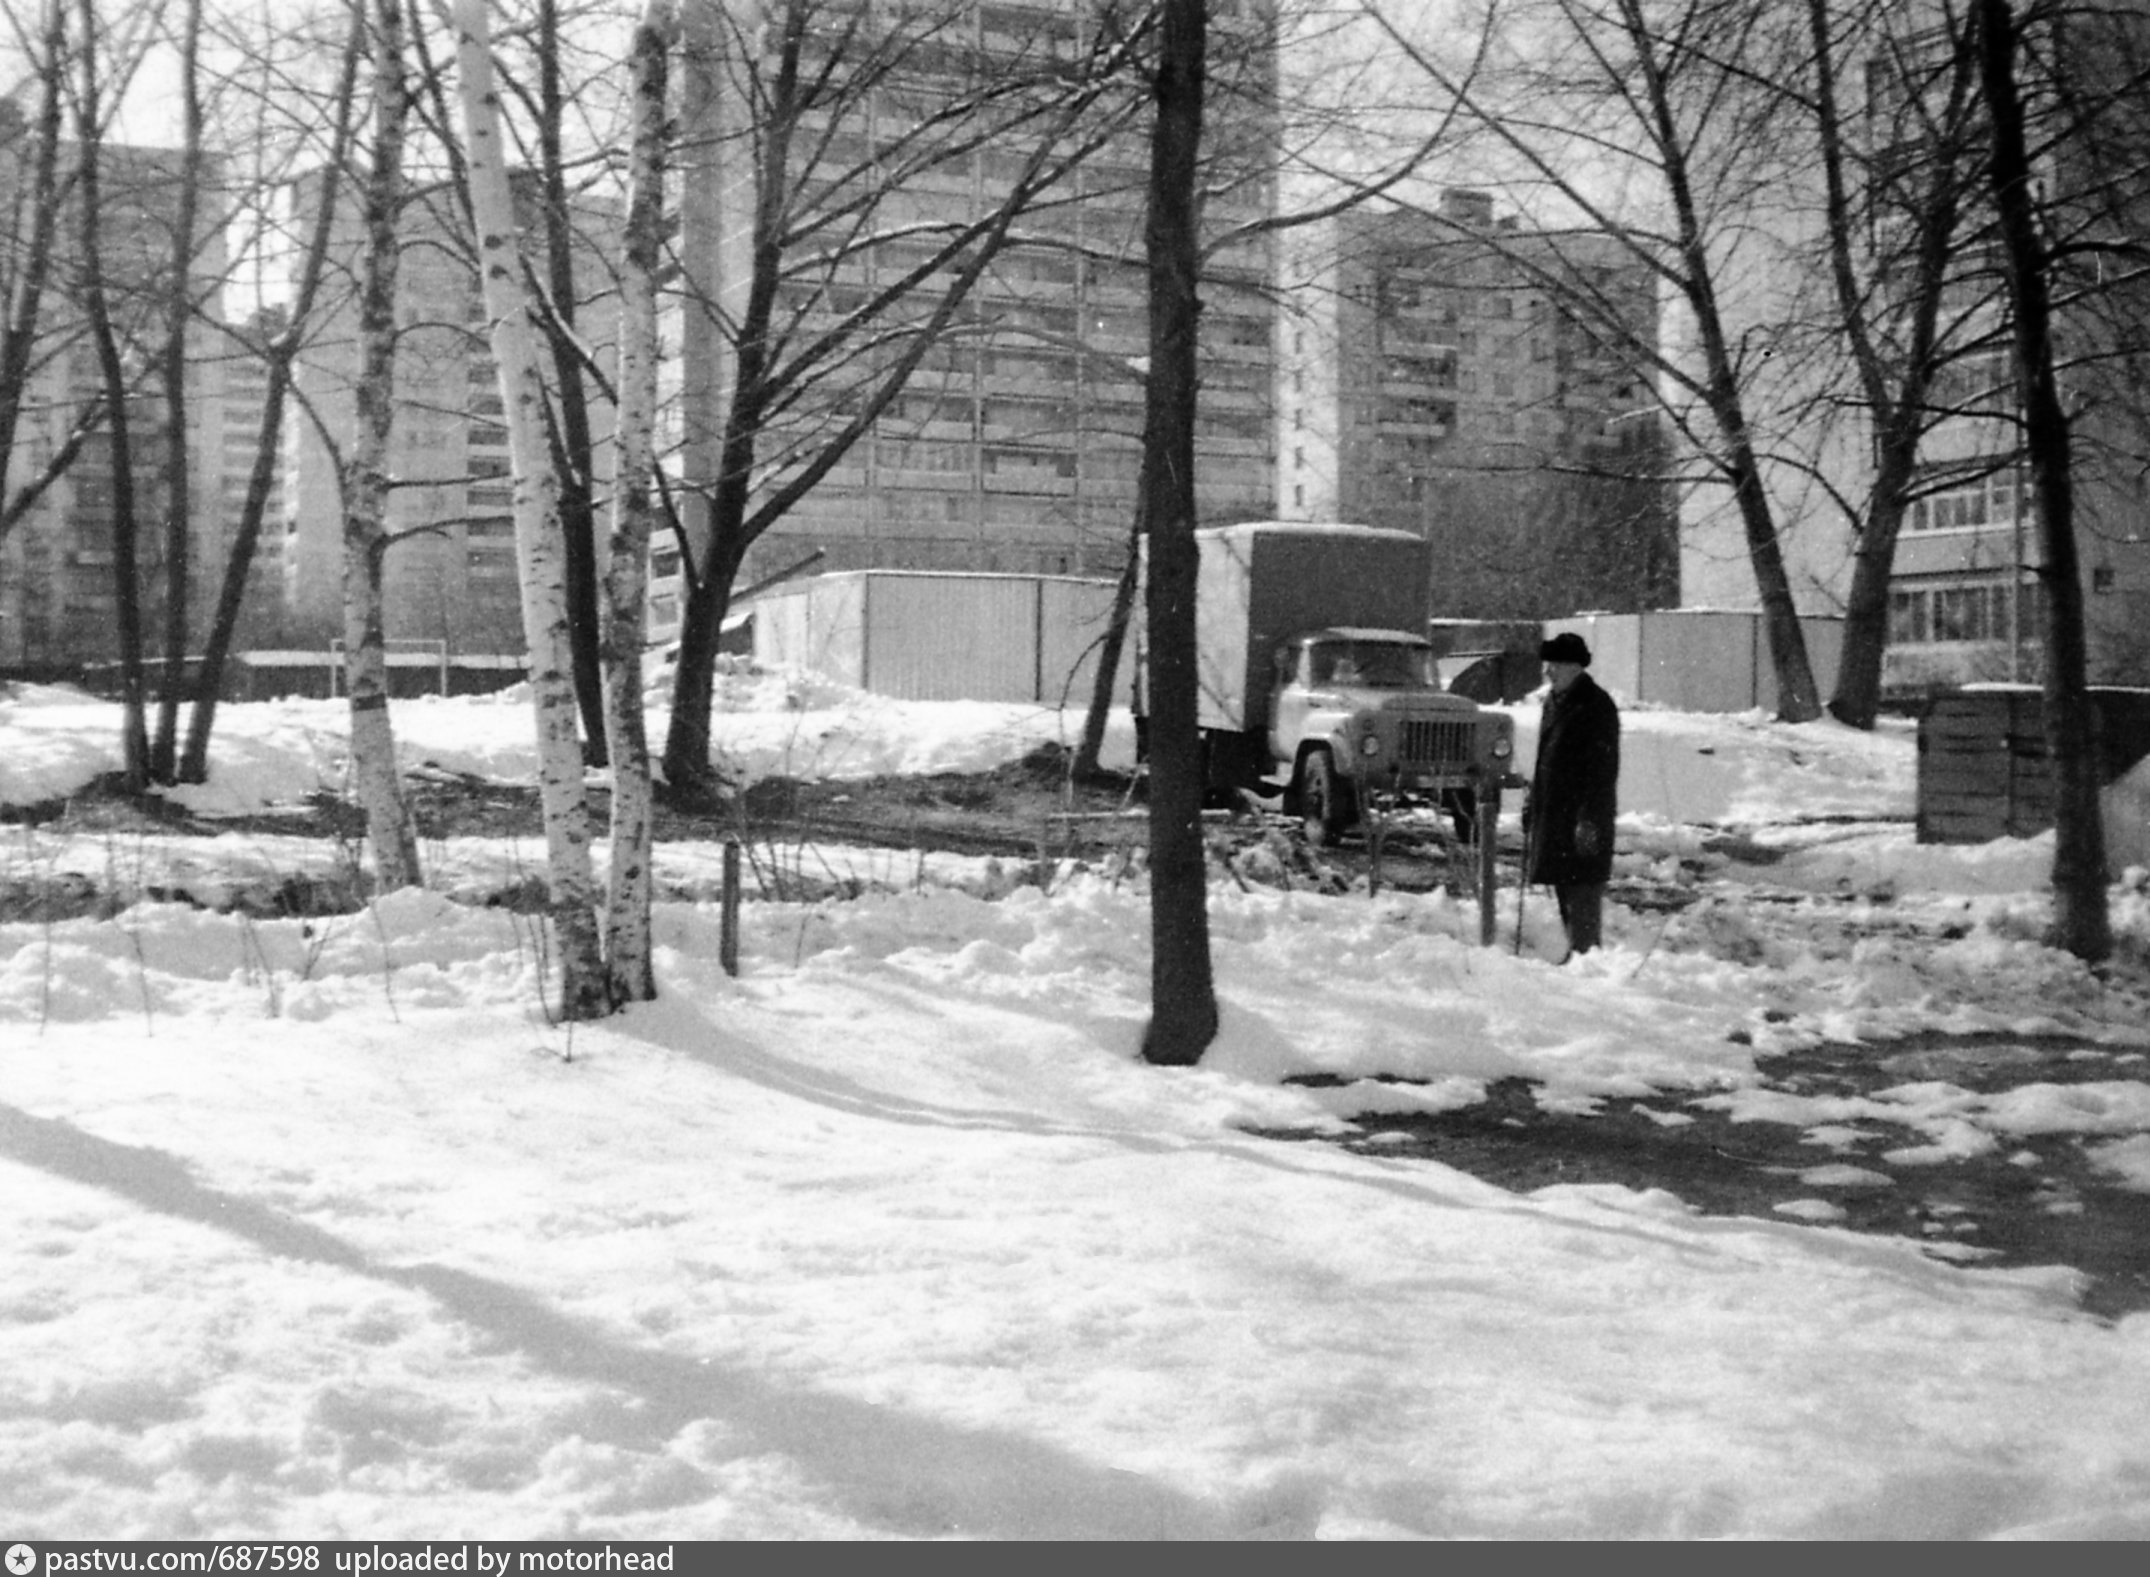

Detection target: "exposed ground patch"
[1269, 1031, 2150, 1320]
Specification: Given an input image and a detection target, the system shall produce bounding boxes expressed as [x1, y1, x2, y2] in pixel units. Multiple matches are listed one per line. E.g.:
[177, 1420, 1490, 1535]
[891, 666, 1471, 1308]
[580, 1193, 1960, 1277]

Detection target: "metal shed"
[746, 570, 1131, 705]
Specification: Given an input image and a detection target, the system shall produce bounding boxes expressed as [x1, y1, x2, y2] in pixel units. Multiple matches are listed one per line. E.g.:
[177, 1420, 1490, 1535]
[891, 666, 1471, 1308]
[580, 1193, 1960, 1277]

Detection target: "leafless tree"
[147, 0, 206, 781]
[1973, 0, 2109, 962]
[454, 0, 608, 1016]
[70, 0, 152, 787]
[581, 0, 678, 1007]
[180, 6, 367, 783]
[341, 0, 424, 892]
[1804, 0, 1987, 729]
[658, 0, 1153, 794]
[0, 1, 113, 562]
[1136, 0, 1216, 1065]
[1371, 0, 1828, 721]
[1072, 0, 1493, 783]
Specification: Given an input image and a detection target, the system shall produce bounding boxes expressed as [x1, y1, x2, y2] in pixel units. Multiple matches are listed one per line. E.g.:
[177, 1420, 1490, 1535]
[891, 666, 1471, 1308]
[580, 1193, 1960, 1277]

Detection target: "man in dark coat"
[1525, 631, 1620, 956]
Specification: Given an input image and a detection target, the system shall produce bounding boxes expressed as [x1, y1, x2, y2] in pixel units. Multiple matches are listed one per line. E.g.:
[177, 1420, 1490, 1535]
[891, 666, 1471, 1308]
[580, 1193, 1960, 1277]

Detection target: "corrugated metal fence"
[1543, 610, 1845, 713]
[747, 571, 1130, 705]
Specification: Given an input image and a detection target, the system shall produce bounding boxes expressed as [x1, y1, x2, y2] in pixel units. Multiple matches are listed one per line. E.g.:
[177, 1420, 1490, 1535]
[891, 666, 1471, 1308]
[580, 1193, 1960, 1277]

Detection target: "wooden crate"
[1917, 687, 2150, 846]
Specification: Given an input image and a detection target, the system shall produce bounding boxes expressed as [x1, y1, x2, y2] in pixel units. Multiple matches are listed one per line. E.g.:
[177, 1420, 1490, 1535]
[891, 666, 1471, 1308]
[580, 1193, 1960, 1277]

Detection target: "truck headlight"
[1360, 734, 1382, 758]
[1490, 735, 1512, 760]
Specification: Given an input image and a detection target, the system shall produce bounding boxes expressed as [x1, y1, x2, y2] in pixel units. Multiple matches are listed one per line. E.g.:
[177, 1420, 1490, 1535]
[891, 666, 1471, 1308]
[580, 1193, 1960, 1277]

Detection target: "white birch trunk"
[597, 0, 677, 1005]
[344, 0, 420, 893]
[452, 0, 609, 1019]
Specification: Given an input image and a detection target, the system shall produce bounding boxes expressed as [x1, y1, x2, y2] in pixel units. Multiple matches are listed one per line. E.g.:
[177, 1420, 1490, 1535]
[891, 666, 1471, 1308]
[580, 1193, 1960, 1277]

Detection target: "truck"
[1135, 521, 1519, 849]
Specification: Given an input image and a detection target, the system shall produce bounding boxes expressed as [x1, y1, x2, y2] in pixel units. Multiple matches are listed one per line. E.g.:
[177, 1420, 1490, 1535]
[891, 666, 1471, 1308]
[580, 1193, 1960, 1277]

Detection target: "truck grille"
[1398, 718, 1475, 767]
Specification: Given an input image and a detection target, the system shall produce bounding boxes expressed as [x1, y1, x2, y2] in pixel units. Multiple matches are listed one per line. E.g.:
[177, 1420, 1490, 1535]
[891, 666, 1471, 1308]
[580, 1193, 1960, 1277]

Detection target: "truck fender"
[1298, 717, 1360, 780]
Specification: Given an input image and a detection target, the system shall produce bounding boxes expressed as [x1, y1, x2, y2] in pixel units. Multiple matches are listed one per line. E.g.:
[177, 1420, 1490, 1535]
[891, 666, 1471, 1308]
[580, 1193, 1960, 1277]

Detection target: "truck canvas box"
[1135, 521, 1517, 846]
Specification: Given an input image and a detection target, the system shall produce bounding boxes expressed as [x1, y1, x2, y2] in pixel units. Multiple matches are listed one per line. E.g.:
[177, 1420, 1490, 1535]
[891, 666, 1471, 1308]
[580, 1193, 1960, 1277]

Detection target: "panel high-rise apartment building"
[652, 0, 1277, 636]
[1673, 1, 2150, 697]
[277, 173, 617, 653]
[1866, 10, 2150, 695]
[0, 116, 231, 670]
[1278, 189, 1676, 622]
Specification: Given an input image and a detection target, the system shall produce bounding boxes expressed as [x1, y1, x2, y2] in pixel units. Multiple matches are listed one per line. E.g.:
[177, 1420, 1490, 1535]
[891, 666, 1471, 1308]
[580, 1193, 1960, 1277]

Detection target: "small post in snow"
[720, 838, 741, 977]
[1479, 781, 1501, 947]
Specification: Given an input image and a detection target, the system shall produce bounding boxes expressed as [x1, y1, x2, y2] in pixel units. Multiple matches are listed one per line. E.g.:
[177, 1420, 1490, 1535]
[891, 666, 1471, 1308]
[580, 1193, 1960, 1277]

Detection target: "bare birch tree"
[343, 0, 423, 891]
[595, 0, 677, 1006]
[453, 0, 610, 1018]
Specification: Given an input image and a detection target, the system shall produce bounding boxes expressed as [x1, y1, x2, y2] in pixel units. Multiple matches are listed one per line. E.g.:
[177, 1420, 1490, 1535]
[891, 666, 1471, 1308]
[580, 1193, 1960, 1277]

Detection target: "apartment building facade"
[0, 129, 231, 670]
[1278, 190, 1676, 621]
[278, 174, 617, 654]
[1675, 2, 2150, 698]
[654, 0, 1276, 638]
[1873, 12, 2150, 696]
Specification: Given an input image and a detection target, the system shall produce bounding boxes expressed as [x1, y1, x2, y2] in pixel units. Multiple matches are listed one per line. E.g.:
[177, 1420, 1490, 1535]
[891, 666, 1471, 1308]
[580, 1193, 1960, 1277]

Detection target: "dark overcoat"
[1526, 671, 1620, 887]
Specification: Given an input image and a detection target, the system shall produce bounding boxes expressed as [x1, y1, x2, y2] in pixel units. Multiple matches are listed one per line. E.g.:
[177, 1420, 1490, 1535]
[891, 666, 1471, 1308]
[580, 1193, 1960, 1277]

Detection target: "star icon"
[5, 1546, 36, 1577]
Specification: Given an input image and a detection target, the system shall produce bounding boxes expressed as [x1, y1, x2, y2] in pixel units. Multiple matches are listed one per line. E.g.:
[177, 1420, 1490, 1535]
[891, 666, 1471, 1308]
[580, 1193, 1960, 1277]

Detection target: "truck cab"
[1268, 628, 1515, 845]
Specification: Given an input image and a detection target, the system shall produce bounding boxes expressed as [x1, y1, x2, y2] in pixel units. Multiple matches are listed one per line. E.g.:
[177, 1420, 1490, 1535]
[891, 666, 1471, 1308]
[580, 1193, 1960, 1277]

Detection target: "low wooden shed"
[1916, 686, 2150, 863]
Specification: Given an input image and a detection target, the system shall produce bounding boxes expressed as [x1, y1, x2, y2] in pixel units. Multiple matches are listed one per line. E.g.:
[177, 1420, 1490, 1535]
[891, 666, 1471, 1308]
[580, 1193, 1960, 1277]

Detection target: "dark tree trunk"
[152, 0, 206, 783]
[660, 0, 795, 798]
[1974, 0, 2110, 962]
[1830, 501, 1908, 729]
[183, 19, 364, 783]
[0, 1, 70, 560]
[1619, 0, 1822, 722]
[661, 534, 745, 796]
[1726, 449, 1823, 722]
[74, 0, 148, 790]
[1139, 0, 1218, 1068]
[658, 0, 1134, 797]
[1074, 505, 1142, 783]
[536, 0, 609, 763]
[1808, 0, 1974, 730]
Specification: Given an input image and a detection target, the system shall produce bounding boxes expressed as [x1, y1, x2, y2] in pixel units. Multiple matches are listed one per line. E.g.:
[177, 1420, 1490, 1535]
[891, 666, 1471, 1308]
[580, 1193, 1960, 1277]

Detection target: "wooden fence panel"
[1917, 687, 2150, 855]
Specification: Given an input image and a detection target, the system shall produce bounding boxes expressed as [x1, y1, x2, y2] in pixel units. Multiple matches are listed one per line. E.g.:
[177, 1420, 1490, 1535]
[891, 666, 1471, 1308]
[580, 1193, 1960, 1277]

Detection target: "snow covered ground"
[4, 673, 2150, 1540]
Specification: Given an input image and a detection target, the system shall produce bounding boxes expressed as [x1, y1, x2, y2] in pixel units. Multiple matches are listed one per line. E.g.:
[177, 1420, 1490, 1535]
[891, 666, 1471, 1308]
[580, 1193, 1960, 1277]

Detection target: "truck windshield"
[1309, 640, 1438, 688]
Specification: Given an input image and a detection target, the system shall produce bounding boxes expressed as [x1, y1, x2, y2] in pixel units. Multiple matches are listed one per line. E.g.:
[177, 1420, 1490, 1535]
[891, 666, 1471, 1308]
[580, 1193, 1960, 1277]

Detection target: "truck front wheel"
[1299, 748, 1356, 846]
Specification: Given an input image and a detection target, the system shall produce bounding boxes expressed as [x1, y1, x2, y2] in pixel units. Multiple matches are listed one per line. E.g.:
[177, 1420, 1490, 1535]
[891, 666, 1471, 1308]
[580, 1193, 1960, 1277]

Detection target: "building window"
[1905, 466, 2018, 533]
[1889, 576, 2021, 645]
